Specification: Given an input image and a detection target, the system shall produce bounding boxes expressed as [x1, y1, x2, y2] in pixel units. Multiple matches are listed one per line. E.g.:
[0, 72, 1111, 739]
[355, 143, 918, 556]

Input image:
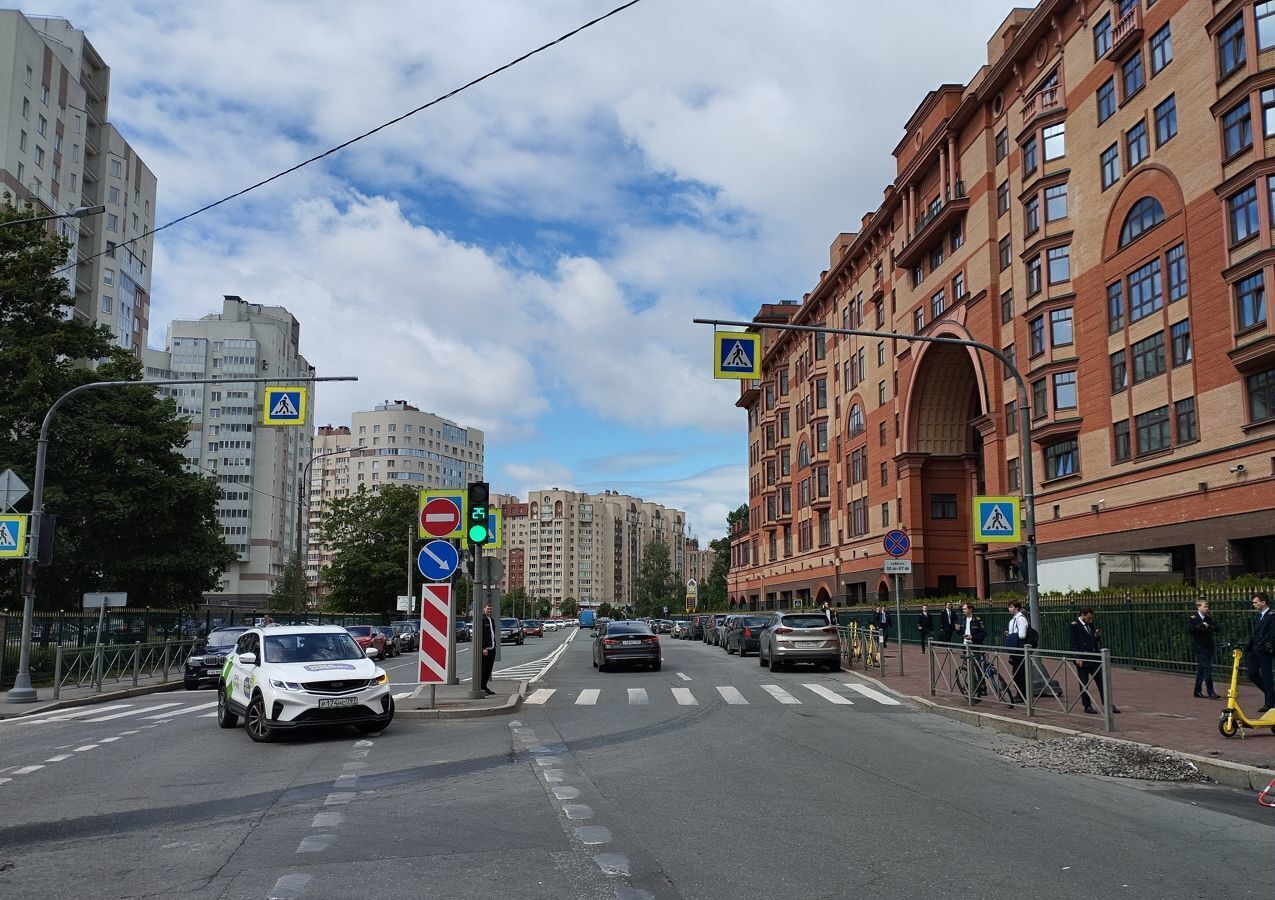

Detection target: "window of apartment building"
[1120, 197, 1166, 248]
[875, 300, 885, 327]
[1166, 243, 1187, 301]
[1045, 183, 1067, 221]
[110, 158, 123, 178]
[1025, 195, 1040, 235]
[1218, 15, 1246, 78]
[930, 289, 946, 320]
[1032, 378, 1048, 418]
[1111, 349, 1128, 393]
[1228, 184, 1259, 244]
[1050, 308, 1073, 346]
[1260, 2, 1275, 49]
[1153, 95, 1177, 147]
[1023, 136, 1038, 175]
[1149, 23, 1173, 75]
[1131, 331, 1166, 383]
[33, 146, 44, 168]
[913, 307, 925, 333]
[1135, 406, 1171, 455]
[999, 235, 1012, 271]
[106, 213, 118, 232]
[819, 510, 830, 546]
[878, 380, 887, 405]
[815, 421, 828, 453]
[765, 424, 776, 450]
[1264, 90, 1275, 138]
[1007, 457, 1022, 492]
[1043, 123, 1065, 161]
[1045, 439, 1079, 479]
[1235, 272, 1266, 332]
[101, 296, 112, 315]
[1100, 144, 1121, 190]
[931, 494, 957, 520]
[950, 222, 964, 252]
[1094, 12, 1112, 59]
[1004, 343, 1016, 380]
[1247, 367, 1275, 423]
[878, 502, 889, 528]
[779, 410, 790, 439]
[878, 420, 887, 446]
[952, 271, 965, 300]
[1029, 316, 1045, 357]
[849, 403, 864, 435]
[764, 383, 775, 410]
[1113, 419, 1132, 462]
[103, 269, 114, 287]
[1126, 120, 1149, 168]
[36, 114, 46, 137]
[779, 368, 789, 395]
[879, 460, 889, 487]
[1000, 289, 1014, 324]
[814, 330, 826, 360]
[1223, 101, 1254, 157]
[1047, 245, 1070, 284]
[21, 97, 29, 119]
[911, 265, 924, 288]
[997, 180, 1009, 216]
[817, 465, 829, 498]
[852, 499, 868, 537]
[1129, 258, 1164, 322]
[1005, 399, 1018, 435]
[929, 244, 944, 270]
[18, 130, 27, 152]
[877, 341, 886, 366]
[1170, 319, 1192, 366]
[1053, 371, 1077, 411]
[1027, 256, 1043, 295]
[1122, 52, 1145, 99]
[815, 377, 827, 410]
[1098, 78, 1116, 124]
[779, 447, 790, 476]
[1175, 397, 1198, 443]
[996, 127, 1009, 161]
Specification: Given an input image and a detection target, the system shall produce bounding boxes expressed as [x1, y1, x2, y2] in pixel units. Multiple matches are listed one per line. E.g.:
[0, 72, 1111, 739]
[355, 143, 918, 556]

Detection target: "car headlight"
[269, 679, 303, 691]
[375, 672, 389, 685]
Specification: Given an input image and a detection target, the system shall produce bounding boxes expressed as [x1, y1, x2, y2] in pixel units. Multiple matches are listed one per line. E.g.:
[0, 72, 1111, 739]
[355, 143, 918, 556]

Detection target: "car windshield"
[345, 626, 372, 637]
[606, 623, 653, 636]
[782, 615, 831, 628]
[743, 616, 770, 627]
[524, 620, 540, 626]
[264, 632, 364, 663]
[501, 618, 520, 627]
[206, 629, 247, 648]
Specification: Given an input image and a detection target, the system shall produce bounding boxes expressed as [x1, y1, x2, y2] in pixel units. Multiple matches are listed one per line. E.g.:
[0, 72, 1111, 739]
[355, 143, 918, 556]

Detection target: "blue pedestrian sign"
[713, 331, 761, 379]
[0, 513, 26, 558]
[973, 495, 1021, 543]
[883, 529, 910, 558]
[417, 539, 460, 581]
[262, 386, 307, 425]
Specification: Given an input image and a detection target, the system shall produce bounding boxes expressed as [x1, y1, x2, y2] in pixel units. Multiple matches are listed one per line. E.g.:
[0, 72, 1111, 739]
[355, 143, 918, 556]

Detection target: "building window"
[1175, 397, 1198, 443]
[1029, 316, 1045, 357]
[1023, 136, 1038, 175]
[814, 331, 826, 360]
[1167, 243, 1187, 302]
[1131, 331, 1166, 383]
[1098, 78, 1116, 123]
[1050, 308, 1073, 346]
[880, 461, 889, 487]
[1126, 120, 1149, 168]
[815, 377, 827, 409]
[1101, 143, 1120, 190]
[1170, 319, 1192, 366]
[1247, 367, 1275, 423]
[996, 127, 1009, 161]
[1222, 101, 1254, 157]
[110, 158, 123, 178]
[880, 503, 890, 528]
[1000, 289, 1014, 324]
[1129, 258, 1164, 323]
[33, 146, 44, 168]
[1003, 343, 1016, 379]
[1006, 400, 1018, 434]
[1155, 95, 1177, 146]
[1113, 419, 1131, 462]
[1264, 89, 1275, 138]
[18, 130, 26, 151]
[1260, 1, 1275, 50]
[913, 307, 925, 333]
[36, 114, 46, 136]
[849, 403, 864, 435]
[1218, 15, 1246, 78]
[912, 265, 924, 287]
[1110, 349, 1128, 393]
[1032, 378, 1048, 418]
[950, 222, 964, 252]
[1027, 256, 1042, 295]
[1228, 184, 1259, 244]
[878, 380, 887, 405]
[1047, 245, 1070, 284]
[1025, 196, 1040, 235]
[952, 271, 965, 300]
[1043, 123, 1065, 161]
[930, 289, 946, 320]
[1122, 52, 1145, 99]
[815, 421, 828, 453]
[1235, 272, 1266, 332]
[1008, 457, 1021, 492]
[779, 368, 789, 395]
[1094, 13, 1112, 59]
[1119, 197, 1166, 248]
[999, 235, 1012, 271]
[1135, 406, 1171, 455]
[1053, 371, 1077, 410]
[1045, 183, 1067, 221]
[1149, 23, 1172, 74]
[106, 213, 118, 232]
[997, 180, 1009, 216]
[1045, 440, 1078, 479]
[929, 245, 944, 270]
[930, 494, 957, 520]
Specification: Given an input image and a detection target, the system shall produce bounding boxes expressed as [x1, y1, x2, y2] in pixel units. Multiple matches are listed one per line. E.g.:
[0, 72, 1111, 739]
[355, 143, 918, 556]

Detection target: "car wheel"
[216, 685, 239, 729]
[651, 660, 661, 672]
[772, 657, 784, 672]
[245, 693, 276, 743]
[827, 658, 841, 672]
[759, 648, 768, 667]
[599, 660, 609, 672]
[356, 696, 393, 734]
[184, 679, 199, 691]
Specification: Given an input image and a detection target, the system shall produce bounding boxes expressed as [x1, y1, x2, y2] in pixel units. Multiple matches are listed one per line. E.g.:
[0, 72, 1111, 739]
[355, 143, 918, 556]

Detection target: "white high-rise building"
[144, 296, 314, 606]
[0, 12, 157, 354]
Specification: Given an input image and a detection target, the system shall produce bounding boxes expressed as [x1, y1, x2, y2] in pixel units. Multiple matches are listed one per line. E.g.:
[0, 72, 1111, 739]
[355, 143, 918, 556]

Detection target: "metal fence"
[51, 638, 200, 699]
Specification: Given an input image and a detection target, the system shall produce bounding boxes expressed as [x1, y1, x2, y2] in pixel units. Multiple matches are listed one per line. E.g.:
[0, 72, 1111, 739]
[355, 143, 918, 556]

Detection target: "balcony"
[1021, 83, 1065, 127]
[893, 182, 968, 271]
[1110, 5, 1143, 59]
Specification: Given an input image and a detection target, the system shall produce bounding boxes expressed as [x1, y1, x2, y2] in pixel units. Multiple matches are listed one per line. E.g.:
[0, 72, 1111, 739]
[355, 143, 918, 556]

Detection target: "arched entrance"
[876, 581, 890, 604]
[815, 587, 831, 607]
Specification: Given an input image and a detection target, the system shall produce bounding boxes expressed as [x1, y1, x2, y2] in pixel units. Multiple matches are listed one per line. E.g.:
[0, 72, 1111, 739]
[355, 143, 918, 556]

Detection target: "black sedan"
[723, 615, 771, 657]
[184, 627, 248, 689]
[592, 621, 661, 672]
[500, 617, 525, 645]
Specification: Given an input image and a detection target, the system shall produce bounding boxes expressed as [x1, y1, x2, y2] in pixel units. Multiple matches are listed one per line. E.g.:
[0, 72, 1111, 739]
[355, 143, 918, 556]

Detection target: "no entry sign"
[420, 496, 462, 539]
[419, 583, 452, 684]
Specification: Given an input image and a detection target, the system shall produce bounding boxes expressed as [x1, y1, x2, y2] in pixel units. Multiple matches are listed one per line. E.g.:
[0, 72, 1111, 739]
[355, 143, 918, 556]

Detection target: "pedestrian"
[1068, 607, 1121, 715]
[916, 604, 934, 654]
[875, 604, 892, 647]
[1186, 600, 1221, 699]
[939, 602, 960, 643]
[480, 602, 497, 696]
[262, 614, 275, 627]
[1004, 600, 1028, 704]
[959, 602, 988, 701]
[822, 601, 837, 628]
[1246, 592, 1275, 714]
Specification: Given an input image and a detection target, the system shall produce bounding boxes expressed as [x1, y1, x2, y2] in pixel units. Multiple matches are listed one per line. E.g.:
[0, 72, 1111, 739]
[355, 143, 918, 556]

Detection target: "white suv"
[217, 625, 394, 742]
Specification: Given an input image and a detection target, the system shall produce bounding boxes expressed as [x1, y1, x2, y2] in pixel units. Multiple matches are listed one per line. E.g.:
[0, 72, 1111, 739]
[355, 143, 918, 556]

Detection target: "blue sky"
[55, 0, 1022, 539]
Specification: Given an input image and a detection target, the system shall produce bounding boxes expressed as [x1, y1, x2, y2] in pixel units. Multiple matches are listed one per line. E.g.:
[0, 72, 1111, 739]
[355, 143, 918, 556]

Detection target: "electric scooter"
[1218, 647, 1275, 737]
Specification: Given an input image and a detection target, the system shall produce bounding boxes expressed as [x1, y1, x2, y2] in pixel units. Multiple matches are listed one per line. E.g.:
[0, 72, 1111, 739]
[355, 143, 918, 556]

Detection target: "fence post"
[927, 641, 935, 695]
[1101, 648, 1114, 732]
[53, 645, 63, 700]
[1123, 592, 1137, 670]
[162, 640, 170, 682]
[966, 646, 976, 706]
[1024, 644, 1034, 717]
[132, 642, 141, 687]
[93, 643, 103, 692]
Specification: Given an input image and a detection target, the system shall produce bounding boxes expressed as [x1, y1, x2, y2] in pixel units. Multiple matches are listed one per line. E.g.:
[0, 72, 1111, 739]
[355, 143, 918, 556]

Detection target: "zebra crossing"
[522, 681, 903, 708]
[3, 697, 221, 728]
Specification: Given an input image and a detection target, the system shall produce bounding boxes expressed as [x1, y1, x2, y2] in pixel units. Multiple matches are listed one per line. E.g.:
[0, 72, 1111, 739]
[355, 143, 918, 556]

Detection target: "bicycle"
[954, 646, 1015, 705]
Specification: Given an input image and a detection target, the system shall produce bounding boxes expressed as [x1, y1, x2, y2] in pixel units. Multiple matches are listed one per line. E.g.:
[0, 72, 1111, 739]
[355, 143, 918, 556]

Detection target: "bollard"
[53, 644, 63, 700]
[1101, 648, 1114, 732]
[94, 643, 104, 692]
[132, 641, 141, 687]
[1024, 645, 1034, 717]
[927, 642, 935, 695]
[162, 639, 170, 682]
[966, 648, 976, 706]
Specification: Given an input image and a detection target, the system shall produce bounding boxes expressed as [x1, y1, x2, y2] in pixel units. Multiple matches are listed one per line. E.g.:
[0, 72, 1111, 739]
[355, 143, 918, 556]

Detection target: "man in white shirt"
[1005, 600, 1028, 704]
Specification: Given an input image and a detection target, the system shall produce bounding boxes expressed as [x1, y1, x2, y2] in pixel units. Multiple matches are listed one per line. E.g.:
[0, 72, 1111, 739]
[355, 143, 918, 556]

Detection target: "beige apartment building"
[0, 12, 156, 354]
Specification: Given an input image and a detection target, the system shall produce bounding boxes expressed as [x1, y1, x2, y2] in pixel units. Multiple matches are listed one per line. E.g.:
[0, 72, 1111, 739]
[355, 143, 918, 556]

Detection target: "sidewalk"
[854, 644, 1275, 783]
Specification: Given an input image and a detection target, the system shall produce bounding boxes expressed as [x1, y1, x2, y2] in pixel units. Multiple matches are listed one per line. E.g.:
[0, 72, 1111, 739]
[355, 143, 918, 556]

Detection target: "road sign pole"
[469, 541, 485, 699]
[894, 574, 903, 676]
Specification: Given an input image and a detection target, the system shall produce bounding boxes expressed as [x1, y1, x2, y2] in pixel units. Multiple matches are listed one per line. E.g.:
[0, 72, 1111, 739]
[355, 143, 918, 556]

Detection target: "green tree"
[560, 597, 579, 619]
[0, 204, 235, 610]
[270, 553, 304, 616]
[320, 484, 416, 613]
[597, 601, 615, 619]
[503, 585, 528, 619]
[532, 595, 553, 619]
[634, 540, 681, 618]
[703, 536, 730, 610]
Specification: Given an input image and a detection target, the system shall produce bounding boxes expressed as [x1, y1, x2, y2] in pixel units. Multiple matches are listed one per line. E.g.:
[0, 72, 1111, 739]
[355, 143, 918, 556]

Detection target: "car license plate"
[622, 640, 643, 645]
[206, 668, 220, 675]
[797, 641, 819, 648]
[318, 697, 359, 709]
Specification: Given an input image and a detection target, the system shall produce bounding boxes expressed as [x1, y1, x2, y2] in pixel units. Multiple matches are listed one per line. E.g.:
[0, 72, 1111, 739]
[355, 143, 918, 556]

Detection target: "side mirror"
[365, 647, 379, 658]
[238, 652, 257, 666]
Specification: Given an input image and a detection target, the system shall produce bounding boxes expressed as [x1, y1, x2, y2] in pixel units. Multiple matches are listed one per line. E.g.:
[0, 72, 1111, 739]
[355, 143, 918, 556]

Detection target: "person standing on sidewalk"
[1005, 600, 1028, 703]
[1186, 600, 1221, 699]
[1247, 592, 1275, 714]
[874, 605, 892, 648]
[917, 605, 934, 654]
[1069, 607, 1120, 715]
[479, 602, 497, 696]
[939, 602, 960, 643]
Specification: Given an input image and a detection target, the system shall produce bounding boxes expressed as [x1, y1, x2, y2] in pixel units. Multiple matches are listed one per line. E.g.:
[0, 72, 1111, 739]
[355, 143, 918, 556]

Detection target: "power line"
[47, 0, 647, 286]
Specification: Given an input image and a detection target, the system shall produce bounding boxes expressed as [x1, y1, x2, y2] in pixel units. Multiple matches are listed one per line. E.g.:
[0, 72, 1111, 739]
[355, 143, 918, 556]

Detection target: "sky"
[54, 0, 1024, 541]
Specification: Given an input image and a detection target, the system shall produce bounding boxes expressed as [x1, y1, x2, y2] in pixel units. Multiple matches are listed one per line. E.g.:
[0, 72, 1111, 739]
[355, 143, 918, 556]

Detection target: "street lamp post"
[5, 374, 357, 703]
[293, 446, 351, 620]
[0, 204, 106, 229]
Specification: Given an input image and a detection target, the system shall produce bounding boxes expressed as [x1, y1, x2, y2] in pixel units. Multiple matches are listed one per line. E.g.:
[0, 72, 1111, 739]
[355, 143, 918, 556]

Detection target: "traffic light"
[467, 481, 490, 545]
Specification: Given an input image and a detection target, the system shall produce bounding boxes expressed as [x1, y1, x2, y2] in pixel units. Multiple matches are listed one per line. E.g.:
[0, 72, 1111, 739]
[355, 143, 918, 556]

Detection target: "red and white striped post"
[419, 583, 452, 706]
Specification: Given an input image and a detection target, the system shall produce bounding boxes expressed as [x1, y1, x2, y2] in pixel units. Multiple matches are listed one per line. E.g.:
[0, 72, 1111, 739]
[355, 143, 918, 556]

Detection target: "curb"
[0, 680, 185, 720]
[844, 670, 1275, 792]
[395, 680, 527, 721]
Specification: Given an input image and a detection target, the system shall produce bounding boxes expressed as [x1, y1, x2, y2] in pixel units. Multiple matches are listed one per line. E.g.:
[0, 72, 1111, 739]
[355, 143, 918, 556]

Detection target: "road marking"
[562, 803, 593, 820]
[324, 792, 354, 805]
[24, 705, 132, 723]
[312, 811, 343, 828]
[118, 729, 141, 735]
[98, 736, 122, 743]
[12, 765, 44, 775]
[334, 774, 357, 787]
[672, 687, 697, 705]
[676, 672, 692, 681]
[761, 684, 800, 704]
[267, 873, 313, 900]
[716, 686, 749, 705]
[0, 777, 10, 785]
[803, 684, 853, 704]
[142, 701, 216, 720]
[576, 689, 600, 706]
[44, 754, 72, 762]
[844, 683, 902, 705]
[84, 703, 182, 722]
[198, 713, 216, 718]
[73, 745, 97, 752]
[525, 688, 556, 704]
[392, 691, 413, 700]
[297, 834, 336, 853]
[627, 688, 648, 706]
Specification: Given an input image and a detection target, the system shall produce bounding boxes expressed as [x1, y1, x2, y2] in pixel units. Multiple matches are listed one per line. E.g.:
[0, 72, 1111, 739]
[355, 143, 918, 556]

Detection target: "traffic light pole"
[694, 317, 1040, 632]
[469, 540, 485, 699]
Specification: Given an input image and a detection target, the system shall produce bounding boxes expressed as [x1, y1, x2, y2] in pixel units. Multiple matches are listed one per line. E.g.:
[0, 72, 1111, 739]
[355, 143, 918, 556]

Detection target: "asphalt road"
[0, 627, 1269, 900]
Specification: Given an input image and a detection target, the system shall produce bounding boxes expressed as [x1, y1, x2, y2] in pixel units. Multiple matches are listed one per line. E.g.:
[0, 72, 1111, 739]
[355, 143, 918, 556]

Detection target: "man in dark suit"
[1069, 607, 1120, 715]
[875, 605, 892, 647]
[1186, 600, 1221, 699]
[916, 605, 934, 654]
[822, 601, 837, 627]
[1247, 592, 1275, 714]
[940, 602, 960, 643]
[479, 602, 497, 696]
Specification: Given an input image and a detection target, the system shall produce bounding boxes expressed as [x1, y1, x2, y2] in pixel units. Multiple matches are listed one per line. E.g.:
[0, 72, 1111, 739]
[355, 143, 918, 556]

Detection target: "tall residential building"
[307, 402, 484, 598]
[729, 0, 1275, 610]
[144, 296, 314, 606]
[0, 12, 157, 353]
[497, 490, 687, 610]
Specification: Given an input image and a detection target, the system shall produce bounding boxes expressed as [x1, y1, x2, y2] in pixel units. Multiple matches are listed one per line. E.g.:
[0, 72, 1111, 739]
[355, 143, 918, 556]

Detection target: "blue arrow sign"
[417, 540, 459, 581]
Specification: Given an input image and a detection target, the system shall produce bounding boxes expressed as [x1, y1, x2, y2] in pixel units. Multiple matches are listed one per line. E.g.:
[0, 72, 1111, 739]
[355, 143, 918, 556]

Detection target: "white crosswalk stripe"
[844, 683, 901, 705]
[627, 688, 648, 706]
[672, 687, 697, 705]
[142, 701, 217, 720]
[802, 684, 853, 704]
[25, 705, 132, 723]
[510, 683, 902, 709]
[525, 688, 556, 705]
[84, 703, 183, 723]
[761, 684, 800, 704]
[716, 686, 749, 705]
[575, 689, 600, 705]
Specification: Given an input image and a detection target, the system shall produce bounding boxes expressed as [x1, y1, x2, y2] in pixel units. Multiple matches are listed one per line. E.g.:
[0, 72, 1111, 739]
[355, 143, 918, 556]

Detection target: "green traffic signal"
[468, 518, 489, 544]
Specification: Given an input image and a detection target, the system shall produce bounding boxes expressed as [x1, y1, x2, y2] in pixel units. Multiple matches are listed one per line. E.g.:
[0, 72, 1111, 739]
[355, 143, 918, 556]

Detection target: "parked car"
[455, 617, 472, 642]
[657, 619, 674, 634]
[500, 618, 525, 645]
[344, 625, 386, 658]
[523, 620, 544, 637]
[723, 615, 770, 657]
[375, 625, 402, 657]
[592, 621, 661, 672]
[759, 611, 842, 672]
[705, 614, 728, 646]
[184, 627, 249, 690]
[391, 624, 418, 651]
[689, 615, 709, 640]
[671, 620, 690, 639]
[216, 625, 394, 742]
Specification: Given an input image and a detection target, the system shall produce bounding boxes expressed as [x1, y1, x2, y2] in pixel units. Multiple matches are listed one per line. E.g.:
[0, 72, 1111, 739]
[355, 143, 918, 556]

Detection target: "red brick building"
[729, 0, 1275, 608]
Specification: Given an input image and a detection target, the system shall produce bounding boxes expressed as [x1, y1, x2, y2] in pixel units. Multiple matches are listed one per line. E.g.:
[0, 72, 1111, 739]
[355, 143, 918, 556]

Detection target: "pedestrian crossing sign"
[973, 495, 1020, 543]
[262, 386, 307, 425]
[0, 514, 28, 558]
[713, 331, 761, 379]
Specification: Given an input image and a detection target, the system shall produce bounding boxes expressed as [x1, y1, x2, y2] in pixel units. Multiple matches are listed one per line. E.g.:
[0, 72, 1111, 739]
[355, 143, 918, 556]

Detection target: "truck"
[578, 609, 595, 628]
[1037, 552, 1177, 593]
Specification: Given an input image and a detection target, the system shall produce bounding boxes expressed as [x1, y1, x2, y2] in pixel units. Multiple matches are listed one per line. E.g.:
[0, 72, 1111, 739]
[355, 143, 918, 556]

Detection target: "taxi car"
[217, 625, 394, 742]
